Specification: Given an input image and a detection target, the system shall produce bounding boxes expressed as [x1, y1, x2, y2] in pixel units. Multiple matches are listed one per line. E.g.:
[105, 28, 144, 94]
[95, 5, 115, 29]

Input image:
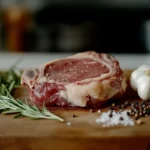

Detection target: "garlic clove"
[130, 65, 150, 101]
[130, 70, 143, 91]
[137, 80, 150, 100]
[137, 65, 150, 71]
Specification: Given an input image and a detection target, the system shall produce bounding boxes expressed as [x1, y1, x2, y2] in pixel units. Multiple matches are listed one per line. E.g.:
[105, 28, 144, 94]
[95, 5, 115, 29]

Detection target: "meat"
[21, 51, 127, 107]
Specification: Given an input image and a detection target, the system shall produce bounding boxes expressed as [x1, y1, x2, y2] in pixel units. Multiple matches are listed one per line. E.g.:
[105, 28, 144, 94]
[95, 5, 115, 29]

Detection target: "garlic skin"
[130, 65, 150, 101]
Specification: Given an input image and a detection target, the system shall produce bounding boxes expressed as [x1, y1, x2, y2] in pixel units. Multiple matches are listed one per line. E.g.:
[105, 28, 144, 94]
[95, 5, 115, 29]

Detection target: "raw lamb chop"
[21, 51, 127, 107]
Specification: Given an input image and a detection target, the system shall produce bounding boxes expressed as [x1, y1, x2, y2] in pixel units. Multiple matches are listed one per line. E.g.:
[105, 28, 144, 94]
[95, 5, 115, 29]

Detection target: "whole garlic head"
[130, 65, 150, 101]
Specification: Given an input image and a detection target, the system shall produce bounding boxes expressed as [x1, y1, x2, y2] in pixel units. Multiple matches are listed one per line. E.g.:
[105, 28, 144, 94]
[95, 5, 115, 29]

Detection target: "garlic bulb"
[130, 65, 150, 101]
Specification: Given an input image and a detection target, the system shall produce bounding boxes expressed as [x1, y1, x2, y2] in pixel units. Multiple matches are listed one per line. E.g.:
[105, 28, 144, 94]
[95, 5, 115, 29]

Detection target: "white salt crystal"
[96, 118, 100, 123]
[66, 122, 71, 126]
[98, 110, 101, 113]
[96, 110, 134, 127]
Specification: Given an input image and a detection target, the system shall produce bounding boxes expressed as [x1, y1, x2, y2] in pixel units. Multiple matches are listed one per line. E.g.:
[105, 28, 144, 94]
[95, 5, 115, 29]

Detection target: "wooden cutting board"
[0, 70, 150, 150]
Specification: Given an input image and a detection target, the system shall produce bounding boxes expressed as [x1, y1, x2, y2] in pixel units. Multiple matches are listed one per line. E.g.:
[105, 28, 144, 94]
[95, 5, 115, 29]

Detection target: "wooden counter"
[0, 70, 150, 150]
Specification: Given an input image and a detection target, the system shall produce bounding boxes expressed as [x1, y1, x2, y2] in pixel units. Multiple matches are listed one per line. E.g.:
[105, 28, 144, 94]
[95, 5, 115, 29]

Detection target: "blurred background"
[1, 0, 150, 54]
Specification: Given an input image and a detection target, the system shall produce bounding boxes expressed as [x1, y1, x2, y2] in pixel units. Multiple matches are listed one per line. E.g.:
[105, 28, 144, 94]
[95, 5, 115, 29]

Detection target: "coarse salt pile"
[96, 110, 135, 127]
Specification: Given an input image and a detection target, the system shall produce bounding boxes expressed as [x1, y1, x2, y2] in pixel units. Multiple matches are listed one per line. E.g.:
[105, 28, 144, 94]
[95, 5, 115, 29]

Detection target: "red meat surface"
[21, 51, 127, 107]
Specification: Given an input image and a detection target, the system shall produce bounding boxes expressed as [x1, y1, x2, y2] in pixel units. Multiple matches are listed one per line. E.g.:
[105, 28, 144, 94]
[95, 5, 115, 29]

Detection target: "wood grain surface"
[0, 70, 150, 150]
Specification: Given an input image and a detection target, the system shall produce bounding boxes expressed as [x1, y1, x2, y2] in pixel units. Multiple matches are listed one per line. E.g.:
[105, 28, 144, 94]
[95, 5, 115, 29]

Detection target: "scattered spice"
[128, 110, 131, 113]
[134, 109, 138, 113]
[110, 109, 113, 114]
[135, 102, 139, 107]
[139, 112, 142, 116]
[109, 113, 113, 118]
[123, 101, 150, 119]
[147, 109, 150, 114]
[97, 110, 101, 113]
[119, 117, 124, 121]
[95, 99, 150, 127]
[136, 119, 143, 125]
[112, 103, 115, 107]
[131, 103, 134, 108]
[119, 109, 123, 113]
[90, 109, 93, 112]
[143, 110, 146, 114]
[127, 111, 130, 116]
[121, 104, 125, 109]
[66, 122, 71, 126]
[96, 110, 134, 127]
[135, 114, 138, 118]
[109, 106, 113, 110]
[73, 114, 77, 118]
[94, 98, 150, 127]
[125, 101, 129, 106]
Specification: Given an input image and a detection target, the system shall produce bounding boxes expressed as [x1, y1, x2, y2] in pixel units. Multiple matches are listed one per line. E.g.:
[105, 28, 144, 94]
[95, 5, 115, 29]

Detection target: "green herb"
[0, 62, 64, 122]
[0, 59, 22, 87]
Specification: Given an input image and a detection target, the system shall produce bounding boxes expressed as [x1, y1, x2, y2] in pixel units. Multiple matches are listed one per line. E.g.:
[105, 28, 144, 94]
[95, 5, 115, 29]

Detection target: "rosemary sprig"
[0, 84, 64, 121]
[0, 62, 64, 122]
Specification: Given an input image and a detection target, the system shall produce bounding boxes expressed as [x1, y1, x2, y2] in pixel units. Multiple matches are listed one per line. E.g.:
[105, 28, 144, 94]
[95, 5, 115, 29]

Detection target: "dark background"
[1, 0, 150, 54]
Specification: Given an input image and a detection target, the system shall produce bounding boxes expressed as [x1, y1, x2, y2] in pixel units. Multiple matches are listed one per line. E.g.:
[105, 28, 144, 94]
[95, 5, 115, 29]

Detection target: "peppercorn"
[131, 112, 135, 116]
[134, 102, 138, 109]
[143, 110, 146, 114]
[109, 113, 113, 118]
[90, 109, 93, 113]
[135, 114, 138, 118]
[131, 103, 134, 108]
[128, 110, 131, 113]
[112, 103, 115, 107]
[121, 104, 125, 109]
[73, 114, 77, 118]
[125, 101, 129, 106]
[127, 112, 130, 116]
[119, 109, 123, 113]
[136, 119, 143, 125]
[146, 109, 150, 115]
[119, 117, 124, 121]
[134, 109, 138, 113]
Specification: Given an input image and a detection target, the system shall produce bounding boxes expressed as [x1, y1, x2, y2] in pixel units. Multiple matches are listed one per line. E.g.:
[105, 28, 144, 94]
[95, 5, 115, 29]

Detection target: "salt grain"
[96, 110, 135, 127]
[136, 119, 142, 125]
[98, 110, 101, 113]
[67, 122, 71, 126]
